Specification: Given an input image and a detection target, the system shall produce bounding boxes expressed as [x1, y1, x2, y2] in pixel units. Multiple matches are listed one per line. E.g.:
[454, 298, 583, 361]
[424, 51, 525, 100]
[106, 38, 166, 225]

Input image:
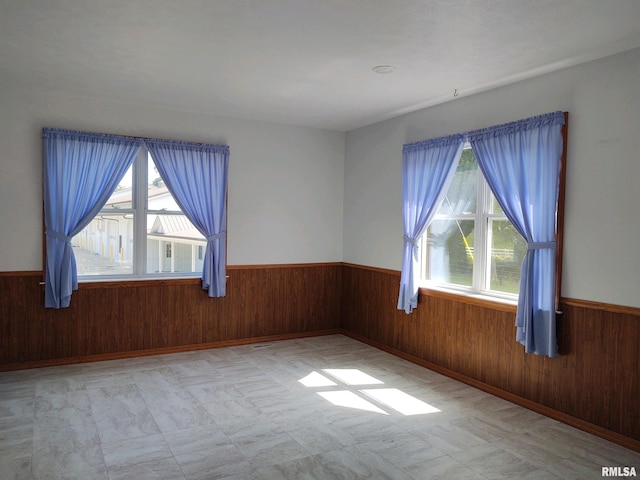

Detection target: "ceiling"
[2, 1, 640, 131]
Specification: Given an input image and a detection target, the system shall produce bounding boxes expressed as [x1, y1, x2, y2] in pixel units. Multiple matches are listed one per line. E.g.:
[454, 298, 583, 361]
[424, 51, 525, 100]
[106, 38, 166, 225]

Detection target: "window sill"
[78, 276, 201, 289]
[418, 284, 517, 313]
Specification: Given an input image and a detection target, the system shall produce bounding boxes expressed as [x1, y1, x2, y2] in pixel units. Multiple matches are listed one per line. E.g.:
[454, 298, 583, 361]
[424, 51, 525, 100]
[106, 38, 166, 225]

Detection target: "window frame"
[73, 147, 207, 282]
[419, 145, 521, 304]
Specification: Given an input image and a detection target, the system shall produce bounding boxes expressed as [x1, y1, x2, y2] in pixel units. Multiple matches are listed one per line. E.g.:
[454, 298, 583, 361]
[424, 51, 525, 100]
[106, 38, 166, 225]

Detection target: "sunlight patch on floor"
[317, 390, 388, 415]
[298, 371, 338, 387]
[322, 369, 384, 386]
[361, 388, 441, 415]
[299, 368, 441, 416]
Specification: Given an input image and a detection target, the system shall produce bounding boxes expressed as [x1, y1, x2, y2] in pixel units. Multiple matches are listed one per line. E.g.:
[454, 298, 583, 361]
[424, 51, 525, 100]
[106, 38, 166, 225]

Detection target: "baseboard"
[341, 329, 640, 454]
[0, 329, 341, 372]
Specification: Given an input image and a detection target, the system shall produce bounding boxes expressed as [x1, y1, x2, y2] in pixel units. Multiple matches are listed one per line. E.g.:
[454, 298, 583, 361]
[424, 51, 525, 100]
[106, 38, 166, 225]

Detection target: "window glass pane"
[146, 214, 206, 274]
[105, 164, 133, 209]
[148, 155, 181, 212]
[72, 165, 134, 276]
[145, 156, 206, 274]
[425, 219, 474, 287]
[72, 213, 134, 276]
[436, 148, 477, 215]
[492, 195, 504, 214]
[488, 219, 526, 294]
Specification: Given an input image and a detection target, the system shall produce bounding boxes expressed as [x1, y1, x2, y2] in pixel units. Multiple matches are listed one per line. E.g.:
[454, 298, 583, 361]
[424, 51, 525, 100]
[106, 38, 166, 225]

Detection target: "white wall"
[344, 47, 640, 308]
[2, 47, 638, 309]
[0, 86, 345, 270]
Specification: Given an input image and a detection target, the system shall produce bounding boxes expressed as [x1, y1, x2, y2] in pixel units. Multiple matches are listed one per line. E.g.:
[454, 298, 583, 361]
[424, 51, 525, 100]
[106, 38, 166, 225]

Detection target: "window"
[419, 146, 526, 299]
[43, 128, 228, 308]
[72, 149, 206, 278]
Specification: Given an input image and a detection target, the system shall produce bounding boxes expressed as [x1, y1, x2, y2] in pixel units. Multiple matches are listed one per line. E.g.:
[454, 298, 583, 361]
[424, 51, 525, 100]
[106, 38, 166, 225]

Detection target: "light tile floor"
[1, 334, 638, 479]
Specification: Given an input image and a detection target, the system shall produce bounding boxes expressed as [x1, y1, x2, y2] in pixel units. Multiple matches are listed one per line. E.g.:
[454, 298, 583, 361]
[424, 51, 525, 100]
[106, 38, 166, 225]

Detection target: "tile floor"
[1, 334, 638, 479]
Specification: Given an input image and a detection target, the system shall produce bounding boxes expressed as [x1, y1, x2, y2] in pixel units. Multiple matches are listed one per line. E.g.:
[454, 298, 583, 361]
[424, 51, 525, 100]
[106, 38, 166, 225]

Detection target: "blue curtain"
[398, 134, 465, 313]
[145, 140, 229, 297]
[42, 128, 142, 308]
[468, 111, 565, 357]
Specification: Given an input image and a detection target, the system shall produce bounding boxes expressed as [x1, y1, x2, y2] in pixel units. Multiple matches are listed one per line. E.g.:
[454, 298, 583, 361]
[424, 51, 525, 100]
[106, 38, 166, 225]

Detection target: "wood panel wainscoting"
[1, 263, 638, 452]
[341, 263, 640, 452]
[0, 263, 342, 370]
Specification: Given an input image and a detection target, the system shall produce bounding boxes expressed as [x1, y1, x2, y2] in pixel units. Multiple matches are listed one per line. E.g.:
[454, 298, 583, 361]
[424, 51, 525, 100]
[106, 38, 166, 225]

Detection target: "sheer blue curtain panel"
[468, 111, 565, 357]
[397, 134, 465, 313]
[42, 128, 143, 308]
[145, 140, 229, 297]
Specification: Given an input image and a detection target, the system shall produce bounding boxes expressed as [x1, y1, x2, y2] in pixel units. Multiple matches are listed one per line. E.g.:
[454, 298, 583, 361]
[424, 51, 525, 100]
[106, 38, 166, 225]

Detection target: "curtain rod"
[42, 127, 228, 147]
